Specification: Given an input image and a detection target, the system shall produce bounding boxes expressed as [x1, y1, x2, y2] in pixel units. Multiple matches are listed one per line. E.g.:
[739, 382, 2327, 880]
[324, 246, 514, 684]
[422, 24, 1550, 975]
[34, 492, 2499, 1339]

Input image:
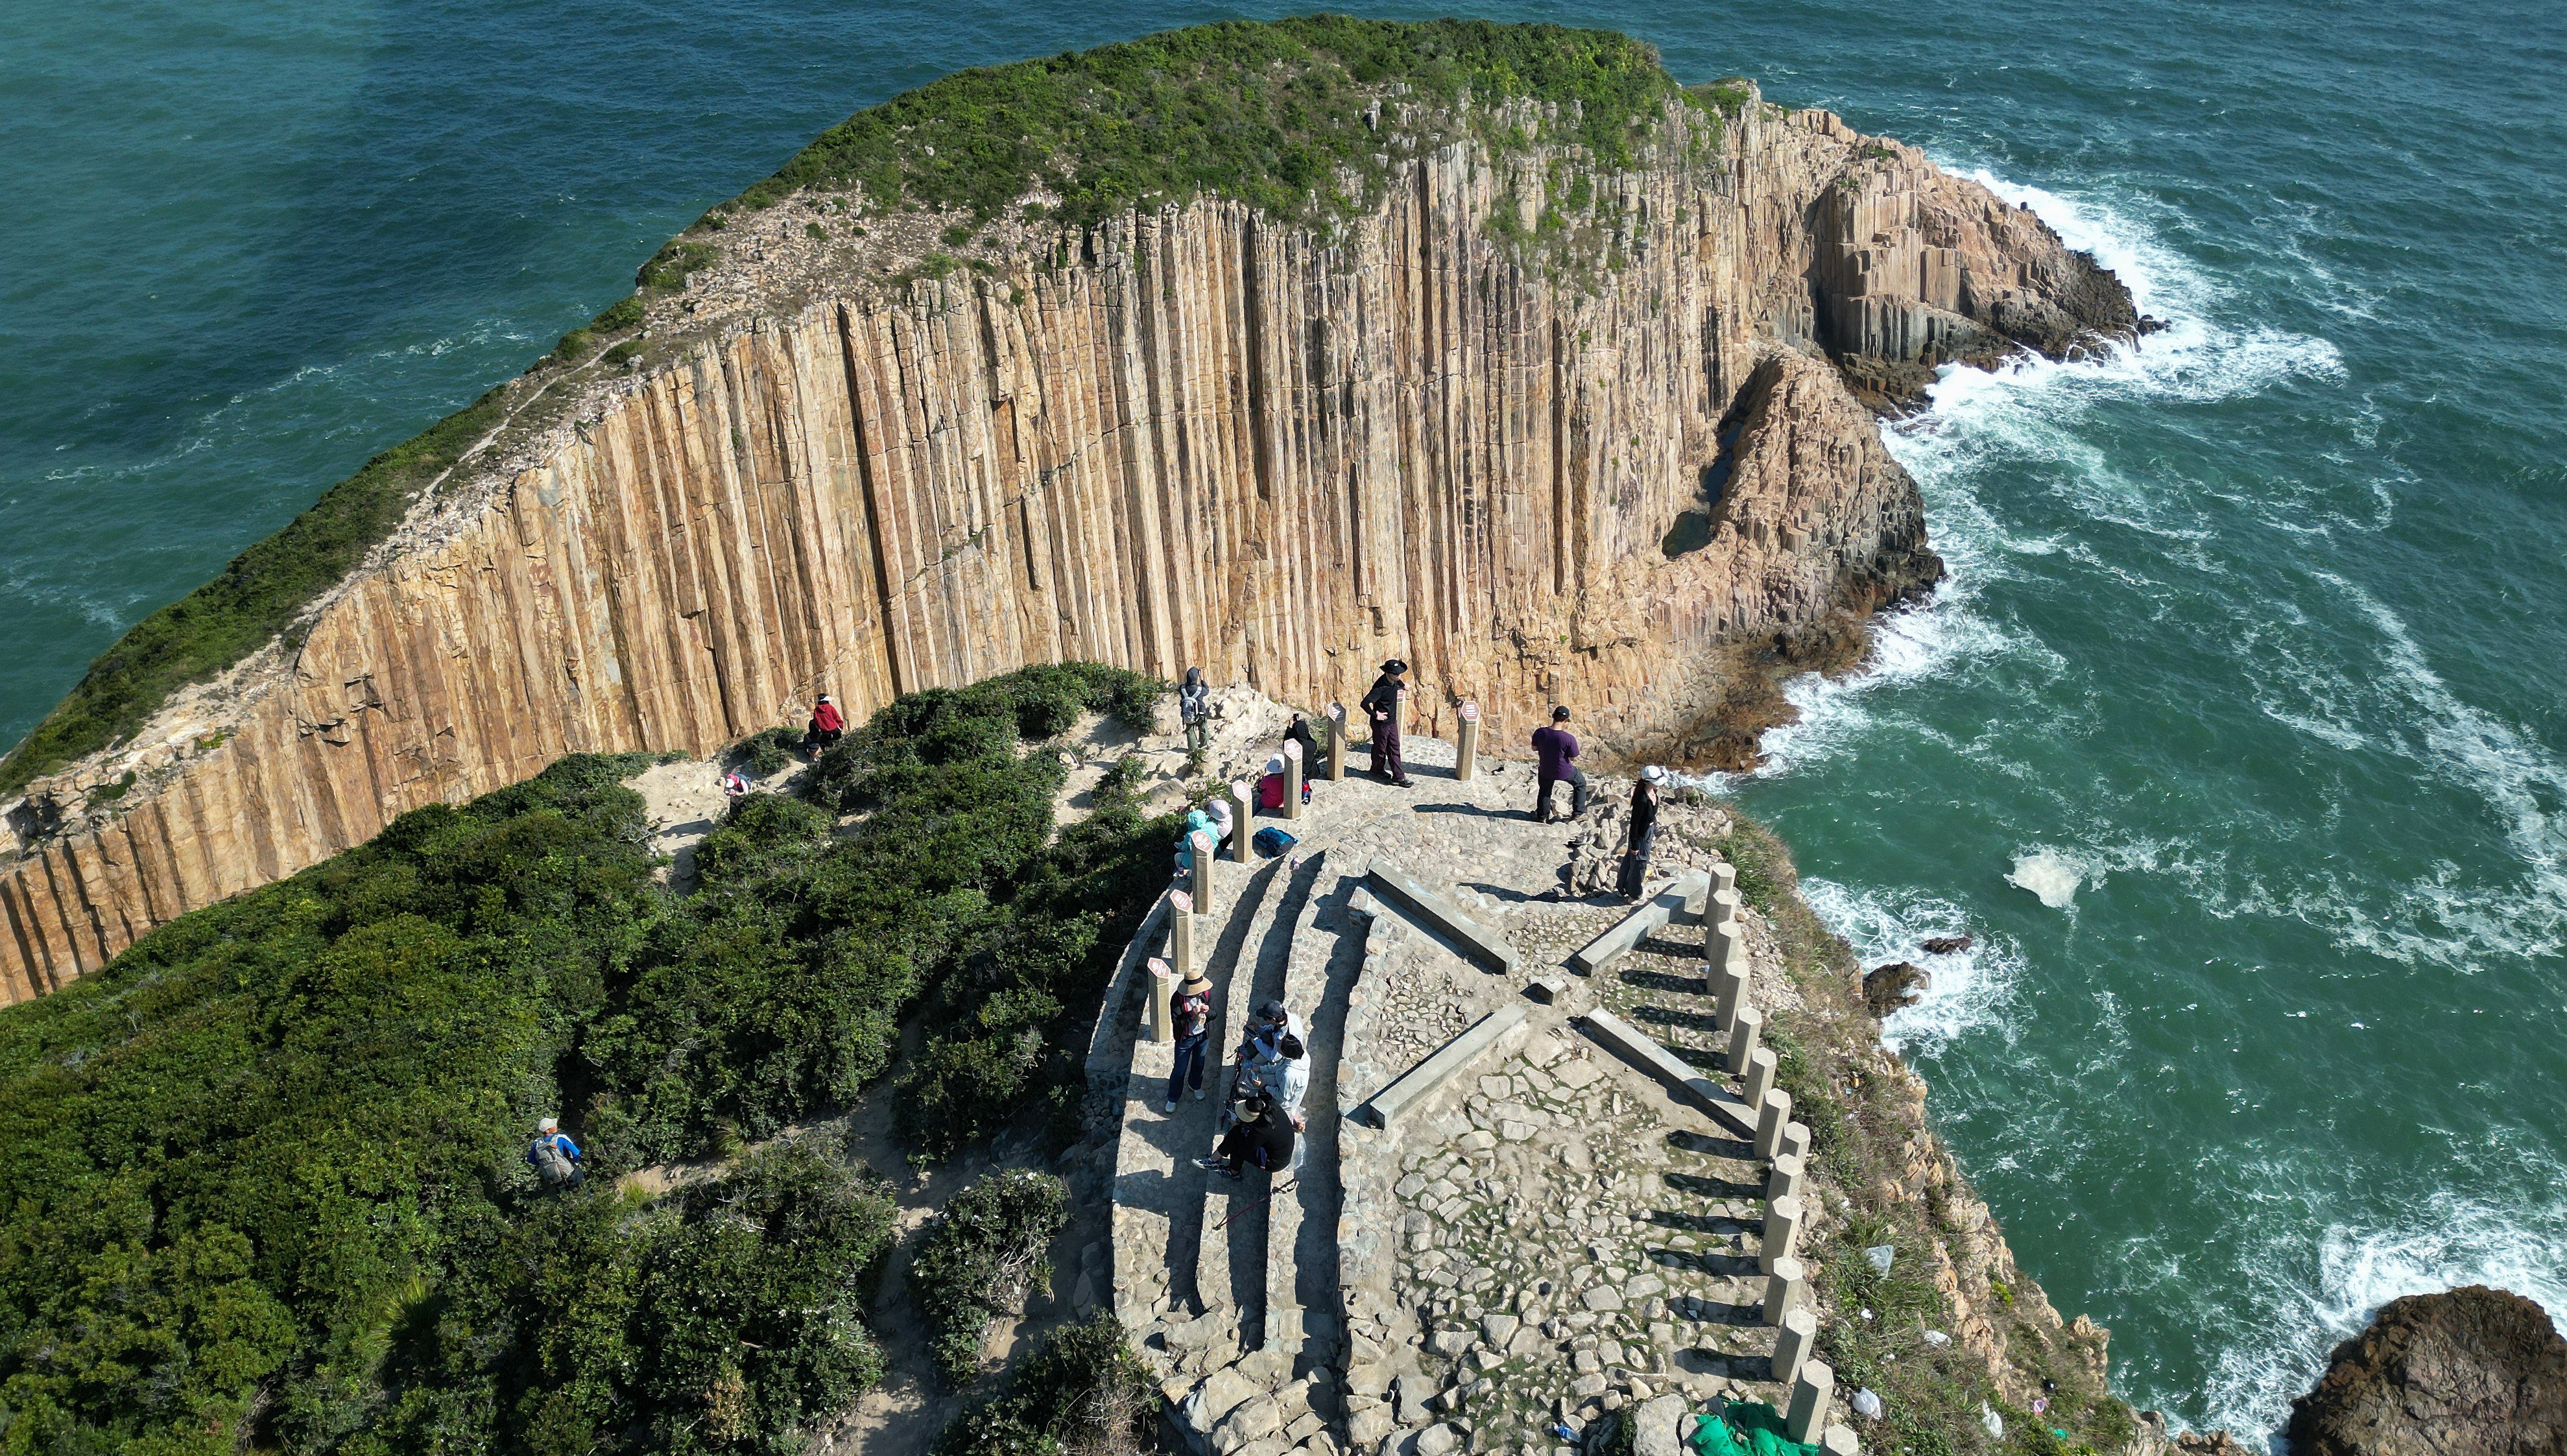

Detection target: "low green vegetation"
[734, 17, 1683, 230]
[929, 1313, 1156, 1455]
[0, 663, 1171, 1452]
[910, 1169, 1072, 1388]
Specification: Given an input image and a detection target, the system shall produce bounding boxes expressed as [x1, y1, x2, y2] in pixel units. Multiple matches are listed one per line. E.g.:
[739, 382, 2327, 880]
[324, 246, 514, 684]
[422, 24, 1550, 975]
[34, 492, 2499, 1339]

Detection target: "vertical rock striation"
[0, 94, 2140, 1000]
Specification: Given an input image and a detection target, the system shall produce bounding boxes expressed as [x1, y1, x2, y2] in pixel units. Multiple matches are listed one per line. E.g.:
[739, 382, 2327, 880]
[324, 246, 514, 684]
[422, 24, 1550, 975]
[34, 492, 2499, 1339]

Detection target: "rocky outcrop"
[0, 88, 2138, 1001]
[2287, 1287, 2567, 1456]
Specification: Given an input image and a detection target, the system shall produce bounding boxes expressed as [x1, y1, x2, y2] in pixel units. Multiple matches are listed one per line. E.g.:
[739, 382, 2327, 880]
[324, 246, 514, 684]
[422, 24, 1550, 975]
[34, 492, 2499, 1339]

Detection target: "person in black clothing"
[1284, 712, 1320, 769]
[1359, 660, 1412, 787]
[1204, 1095, 1295, 1182]
[1618, 765, 1668, 899]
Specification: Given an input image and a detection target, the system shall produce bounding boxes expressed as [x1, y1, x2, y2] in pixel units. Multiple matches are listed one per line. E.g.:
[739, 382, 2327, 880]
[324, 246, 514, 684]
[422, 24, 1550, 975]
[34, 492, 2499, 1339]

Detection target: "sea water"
[5, 0, 2562, 1437]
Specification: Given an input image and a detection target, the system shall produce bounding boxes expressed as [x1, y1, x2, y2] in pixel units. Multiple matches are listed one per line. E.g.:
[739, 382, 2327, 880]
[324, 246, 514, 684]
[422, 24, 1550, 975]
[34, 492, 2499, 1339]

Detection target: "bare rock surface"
[2287, 1286, 2567, 1456]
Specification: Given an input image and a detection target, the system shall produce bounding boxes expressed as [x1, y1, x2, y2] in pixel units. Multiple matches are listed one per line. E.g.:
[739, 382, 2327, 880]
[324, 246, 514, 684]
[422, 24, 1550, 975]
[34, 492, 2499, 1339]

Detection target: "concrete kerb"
[1577, 1007, 1759, 1139]
[1568, 869, 1710, 975]
[1363, 859, 1520, 977]
[1352, 1001, 1531, 1129]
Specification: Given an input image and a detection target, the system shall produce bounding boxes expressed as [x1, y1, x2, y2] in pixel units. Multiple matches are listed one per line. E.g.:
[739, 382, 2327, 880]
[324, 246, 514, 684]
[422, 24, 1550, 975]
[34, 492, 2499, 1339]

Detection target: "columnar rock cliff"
[0, 90, 2138, 999]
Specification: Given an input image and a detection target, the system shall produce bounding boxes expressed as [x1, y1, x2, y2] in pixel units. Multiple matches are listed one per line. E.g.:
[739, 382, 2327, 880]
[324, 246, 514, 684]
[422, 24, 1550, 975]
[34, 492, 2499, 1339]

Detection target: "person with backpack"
[802, 693, 846, 755]
[527, 1117, 584, 1189]
[1178, 667, 1212, 752]
[722, 769, 751, 802]
[1530, 706, 1589, 822]
[1165, 966, 1215, 1113]
[1617, 765, 1667, 900]
[1359, 660, 1413, 787]
[1202, 1095, 1295, 1182]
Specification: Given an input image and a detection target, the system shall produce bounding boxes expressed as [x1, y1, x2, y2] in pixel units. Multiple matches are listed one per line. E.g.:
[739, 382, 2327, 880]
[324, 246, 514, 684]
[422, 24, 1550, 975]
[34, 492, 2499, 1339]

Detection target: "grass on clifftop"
[0, 18, 1692, 794]
[736, 16, 1682, 229]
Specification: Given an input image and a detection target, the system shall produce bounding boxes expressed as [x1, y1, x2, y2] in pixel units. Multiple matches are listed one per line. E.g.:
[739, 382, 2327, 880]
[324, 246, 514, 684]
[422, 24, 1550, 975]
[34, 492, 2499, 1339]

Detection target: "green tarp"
[1688, 1400, 1824, 1456]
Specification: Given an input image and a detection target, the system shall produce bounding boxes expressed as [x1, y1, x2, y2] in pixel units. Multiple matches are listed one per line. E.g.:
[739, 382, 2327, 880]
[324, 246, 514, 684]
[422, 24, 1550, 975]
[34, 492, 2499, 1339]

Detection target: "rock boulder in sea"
[1863, 961, 1931, 1015]
[2287, 1285, 2567, 1456]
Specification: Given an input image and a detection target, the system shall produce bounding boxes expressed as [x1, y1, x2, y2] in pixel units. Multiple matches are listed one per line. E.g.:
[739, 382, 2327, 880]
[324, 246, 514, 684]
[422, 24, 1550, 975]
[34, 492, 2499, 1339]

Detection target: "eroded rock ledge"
[1, 68, 2138, 1000]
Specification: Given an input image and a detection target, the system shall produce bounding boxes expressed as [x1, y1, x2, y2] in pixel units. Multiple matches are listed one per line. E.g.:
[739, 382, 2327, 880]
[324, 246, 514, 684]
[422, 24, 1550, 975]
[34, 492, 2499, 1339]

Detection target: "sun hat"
[1380, 658, 1408, 674]
[539, 1116, 559, 1132]
[1180, 968, 1212, 994]
[1641, 765, 1669, 784]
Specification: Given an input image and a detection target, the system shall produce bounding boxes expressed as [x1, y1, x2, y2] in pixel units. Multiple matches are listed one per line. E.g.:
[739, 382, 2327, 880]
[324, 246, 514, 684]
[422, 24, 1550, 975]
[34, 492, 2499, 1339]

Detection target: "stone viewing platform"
[1086, 721, 1857, 1456]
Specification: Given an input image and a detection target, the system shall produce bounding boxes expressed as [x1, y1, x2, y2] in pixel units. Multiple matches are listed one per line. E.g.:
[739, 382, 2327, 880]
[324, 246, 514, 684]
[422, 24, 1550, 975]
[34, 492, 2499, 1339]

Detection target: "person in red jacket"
[803, 693, 846, 755]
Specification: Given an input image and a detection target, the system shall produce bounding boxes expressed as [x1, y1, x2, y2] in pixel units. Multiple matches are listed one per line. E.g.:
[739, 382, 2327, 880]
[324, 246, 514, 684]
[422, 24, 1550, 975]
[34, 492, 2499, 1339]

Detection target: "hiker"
[1618, 765, 1667, 900]
[1359, 659, 1413, 787]
[1175, 805, 1217, 884]
[527, 1117, 584, 1189]
[1243, 996, 1308, 1058]
[1238, 1032, 1311, 1171]
[1203, 1094, 1295, 1182]
[802, 693, 846, 755]
[1530, 706, 1589, 822]
[1164, 965, 1215, 1112]
[1178, 667, 1212, 752]
[721, 769, 750, 802]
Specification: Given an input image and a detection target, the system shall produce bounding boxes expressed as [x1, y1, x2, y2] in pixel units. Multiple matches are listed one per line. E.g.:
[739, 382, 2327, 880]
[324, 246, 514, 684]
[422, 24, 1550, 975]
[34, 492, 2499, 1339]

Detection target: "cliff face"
[0, 93, 2138, 1000]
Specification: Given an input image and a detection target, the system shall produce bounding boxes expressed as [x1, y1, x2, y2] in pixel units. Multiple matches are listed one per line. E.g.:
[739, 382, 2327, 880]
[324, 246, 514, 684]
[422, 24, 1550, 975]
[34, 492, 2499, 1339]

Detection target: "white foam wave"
[2005, 847, 2091, 908]
[1798, 877, 2023, 1053]
[2202, 1191, 2567, 1436]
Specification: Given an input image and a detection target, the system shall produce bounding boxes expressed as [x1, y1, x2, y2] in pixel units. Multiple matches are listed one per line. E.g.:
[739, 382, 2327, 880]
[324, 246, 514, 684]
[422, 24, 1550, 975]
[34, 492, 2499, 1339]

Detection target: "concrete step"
[1189, 852, 1306, 1323]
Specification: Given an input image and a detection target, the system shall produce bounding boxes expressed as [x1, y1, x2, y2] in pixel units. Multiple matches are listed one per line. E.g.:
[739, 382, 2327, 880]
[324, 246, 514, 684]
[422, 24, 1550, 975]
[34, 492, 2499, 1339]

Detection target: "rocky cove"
[10, 16, 2459, 1456]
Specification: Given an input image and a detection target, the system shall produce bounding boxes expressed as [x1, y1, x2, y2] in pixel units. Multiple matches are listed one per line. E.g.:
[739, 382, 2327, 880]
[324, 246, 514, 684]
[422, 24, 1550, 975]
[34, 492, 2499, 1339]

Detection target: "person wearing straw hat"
[1164, 965, 1215, 1113]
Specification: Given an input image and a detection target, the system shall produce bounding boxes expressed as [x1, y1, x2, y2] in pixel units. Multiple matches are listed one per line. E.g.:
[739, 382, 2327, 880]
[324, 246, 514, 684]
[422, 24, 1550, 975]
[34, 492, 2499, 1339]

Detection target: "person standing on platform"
[1360, 660, 1413, 788]
[1530, 706, 1589, 822]
[1178, 667, 1212, 753]
[1617, 765, 1667, 899]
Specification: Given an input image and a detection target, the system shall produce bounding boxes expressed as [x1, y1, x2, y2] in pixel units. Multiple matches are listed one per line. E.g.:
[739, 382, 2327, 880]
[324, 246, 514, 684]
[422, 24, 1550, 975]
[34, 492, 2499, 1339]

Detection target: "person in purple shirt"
[1529, 706, 1590, 822]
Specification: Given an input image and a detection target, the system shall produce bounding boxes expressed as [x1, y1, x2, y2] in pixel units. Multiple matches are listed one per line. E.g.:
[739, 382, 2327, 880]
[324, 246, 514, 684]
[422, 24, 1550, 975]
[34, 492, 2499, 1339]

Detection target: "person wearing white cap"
[1618, 765, 1668, 900]
[527, 1116, 584, 1189]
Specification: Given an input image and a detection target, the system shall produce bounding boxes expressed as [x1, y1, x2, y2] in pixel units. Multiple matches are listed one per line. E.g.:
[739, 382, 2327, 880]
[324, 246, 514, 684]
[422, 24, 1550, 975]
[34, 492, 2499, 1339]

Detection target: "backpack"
[1252, 826, 1297, 858]
[531, 1135, 577, 1186]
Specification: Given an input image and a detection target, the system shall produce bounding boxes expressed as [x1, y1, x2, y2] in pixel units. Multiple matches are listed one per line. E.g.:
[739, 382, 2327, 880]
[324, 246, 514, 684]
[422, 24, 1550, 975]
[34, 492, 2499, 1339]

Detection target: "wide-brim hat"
[1180, 973, 1212, 994]
[1641, 765, 1669, 783]
[1380, 658, 1408, 673]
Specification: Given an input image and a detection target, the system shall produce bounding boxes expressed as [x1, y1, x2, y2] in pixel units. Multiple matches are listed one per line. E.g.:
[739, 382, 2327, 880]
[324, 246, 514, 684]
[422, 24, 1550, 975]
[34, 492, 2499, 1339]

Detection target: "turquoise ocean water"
[5, 0, 2561, 1437]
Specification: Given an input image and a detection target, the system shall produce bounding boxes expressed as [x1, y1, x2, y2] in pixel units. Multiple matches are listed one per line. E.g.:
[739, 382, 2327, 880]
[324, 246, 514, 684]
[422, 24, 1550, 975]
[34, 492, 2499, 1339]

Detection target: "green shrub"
[593, 294, 645, 331]
[638, 239, 719, 293]
[909, 1170, 1071, 1388]
[930, 1313, 1154, 1456]
[733, 724, 801, 777]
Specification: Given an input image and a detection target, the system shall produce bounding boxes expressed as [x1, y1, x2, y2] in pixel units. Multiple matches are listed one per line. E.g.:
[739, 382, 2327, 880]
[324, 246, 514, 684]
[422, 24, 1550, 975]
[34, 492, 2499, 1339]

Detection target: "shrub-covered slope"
[0, 663, 1169, 1453]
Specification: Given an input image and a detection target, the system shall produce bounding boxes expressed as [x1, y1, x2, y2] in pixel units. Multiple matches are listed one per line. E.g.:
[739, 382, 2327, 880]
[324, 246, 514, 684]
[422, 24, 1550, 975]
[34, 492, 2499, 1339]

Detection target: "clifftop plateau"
[0, 18, 2143, 999]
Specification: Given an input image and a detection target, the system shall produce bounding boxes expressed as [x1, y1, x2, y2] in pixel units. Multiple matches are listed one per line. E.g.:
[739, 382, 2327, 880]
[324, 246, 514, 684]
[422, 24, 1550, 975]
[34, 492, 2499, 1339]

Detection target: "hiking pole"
[1214, 1176, 1298, 1229]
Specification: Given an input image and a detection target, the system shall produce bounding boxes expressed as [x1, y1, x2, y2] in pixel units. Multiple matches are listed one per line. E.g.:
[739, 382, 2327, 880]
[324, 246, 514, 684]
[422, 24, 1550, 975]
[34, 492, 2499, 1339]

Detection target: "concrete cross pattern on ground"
[1090, 713, 1860, 1456]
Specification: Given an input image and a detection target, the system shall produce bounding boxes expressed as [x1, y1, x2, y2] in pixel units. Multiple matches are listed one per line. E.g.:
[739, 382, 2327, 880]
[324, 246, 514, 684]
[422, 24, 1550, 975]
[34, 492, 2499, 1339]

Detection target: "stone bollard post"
[1741, 1045, 1780, 1112]
[1786, 1359, 1835, 1444]
[1189, 832, 1217, 920]
[1767, 1152, 1806, 1208]
[1324, 704, 1348, 782]
[1222, 780, 1254, 863]
[1454, 700, 1480, 782]
[1727, 1005, 1765, 1075]
[1712, 861, 1738, 899]
[1761, 1254, 1807, 1326]
[1713, 952, 1750, 1030]
[1779, 1121, 1811, 1167]
[1169, 890, 1197, 982]
[1706, 887, 1741, 931]
[1772, 1307, 1819, 1385]
[1823, 1426, 1861, 1456]
[1755, 1089, 1795, 1161]
[1761, 1193, 1805, 1274]
[1147, 955, 1175, 1045]
[1283, 740, 1304, 820]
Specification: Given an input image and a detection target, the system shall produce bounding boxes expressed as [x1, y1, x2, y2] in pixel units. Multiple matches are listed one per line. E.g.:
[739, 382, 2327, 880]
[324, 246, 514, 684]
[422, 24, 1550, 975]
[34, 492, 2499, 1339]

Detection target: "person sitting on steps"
[1202, 1094, 1295, 1182]
[1531, 705, 1589, 822]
